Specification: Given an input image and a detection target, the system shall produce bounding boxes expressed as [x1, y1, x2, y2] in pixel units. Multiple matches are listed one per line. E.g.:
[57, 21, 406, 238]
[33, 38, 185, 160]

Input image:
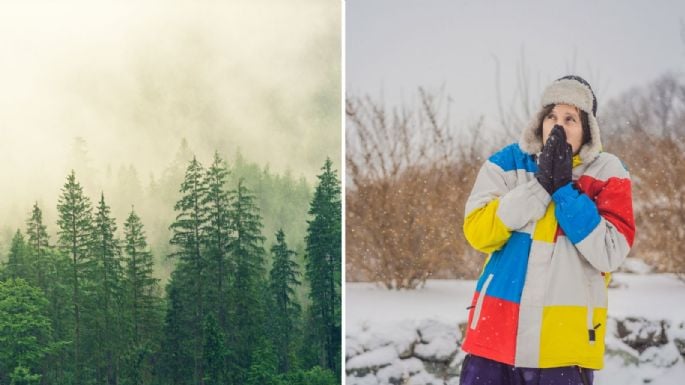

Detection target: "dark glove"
[535, 128, 558, 195]
[552, 132, 573, 193]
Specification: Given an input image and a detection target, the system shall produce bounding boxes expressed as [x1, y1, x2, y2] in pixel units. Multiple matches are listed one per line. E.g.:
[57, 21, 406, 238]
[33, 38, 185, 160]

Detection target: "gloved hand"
[536, 125, 573, 195]
[552, 129, 573, 193]
[535, 126, 559, 195]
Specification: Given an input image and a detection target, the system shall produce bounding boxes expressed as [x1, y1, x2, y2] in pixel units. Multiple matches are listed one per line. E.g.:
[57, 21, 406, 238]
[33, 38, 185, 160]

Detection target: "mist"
[0, 0, 340, 245]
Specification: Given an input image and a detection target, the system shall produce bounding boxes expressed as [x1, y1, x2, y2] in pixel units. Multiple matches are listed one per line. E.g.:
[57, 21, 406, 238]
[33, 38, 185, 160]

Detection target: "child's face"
[542, 104, 584, 155]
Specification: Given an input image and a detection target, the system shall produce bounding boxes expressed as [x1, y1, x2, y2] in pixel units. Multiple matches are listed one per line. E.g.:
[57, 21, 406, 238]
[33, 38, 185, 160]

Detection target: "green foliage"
[92, 193, 125, 384]
[304, 158, 342, 374]
[56, 170, 94, 385]
[202, 152, 233, 328]
[1, 151, 339, 385]
[202, 313, 226, 385]
[0, 278, 52, 384]
[246, 337, 279, 385]
[25, 203, 50, 292]
[122, 208, 161, 385]
[158, 280, 193, 384]
[167, 157, 211, 384]
[279, 366, 338, 385]
[9, 366, 42, 385]
[4, 230, 28, 280]
[229, 150, 312, 260]
[124, 208, 161, 343]
[228, 178, 268, 381]
[269, 229, 301, 373]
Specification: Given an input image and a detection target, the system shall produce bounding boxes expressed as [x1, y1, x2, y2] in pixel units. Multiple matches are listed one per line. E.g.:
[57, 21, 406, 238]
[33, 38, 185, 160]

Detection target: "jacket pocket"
[470, 273, 494, 330]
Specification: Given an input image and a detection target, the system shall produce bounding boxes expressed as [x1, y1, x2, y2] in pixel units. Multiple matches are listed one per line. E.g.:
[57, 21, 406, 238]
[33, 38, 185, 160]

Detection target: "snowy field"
[345, 261, 685, 385]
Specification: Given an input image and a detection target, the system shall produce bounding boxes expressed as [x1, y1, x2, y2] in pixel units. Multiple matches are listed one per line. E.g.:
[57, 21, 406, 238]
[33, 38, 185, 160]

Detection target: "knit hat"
[519, 75, 602, 163]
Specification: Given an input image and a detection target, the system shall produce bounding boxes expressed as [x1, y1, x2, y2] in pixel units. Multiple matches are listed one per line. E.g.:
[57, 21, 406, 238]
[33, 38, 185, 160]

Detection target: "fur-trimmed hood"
[519, 76, 602, 163]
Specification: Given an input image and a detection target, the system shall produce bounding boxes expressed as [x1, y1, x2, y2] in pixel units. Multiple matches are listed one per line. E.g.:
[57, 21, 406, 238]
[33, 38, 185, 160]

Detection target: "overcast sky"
[0, 0, 339, 232]
[346, 0, 685, 131]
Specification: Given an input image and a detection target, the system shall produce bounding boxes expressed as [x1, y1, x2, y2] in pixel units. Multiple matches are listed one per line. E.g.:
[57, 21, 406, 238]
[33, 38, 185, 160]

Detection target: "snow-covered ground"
[346, 261, 685, 385]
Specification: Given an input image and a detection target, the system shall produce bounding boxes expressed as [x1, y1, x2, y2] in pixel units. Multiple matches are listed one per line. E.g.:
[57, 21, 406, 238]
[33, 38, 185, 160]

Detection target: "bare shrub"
[601, 73, 685, 277]
[346, 89, 494, 289]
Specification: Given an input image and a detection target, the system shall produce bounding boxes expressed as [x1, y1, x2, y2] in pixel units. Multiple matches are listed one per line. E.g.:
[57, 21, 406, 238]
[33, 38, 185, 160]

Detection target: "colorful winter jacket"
[460, 143, 635, 369]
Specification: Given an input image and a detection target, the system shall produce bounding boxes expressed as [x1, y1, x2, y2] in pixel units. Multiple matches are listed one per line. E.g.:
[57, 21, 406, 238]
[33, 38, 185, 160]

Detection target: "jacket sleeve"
[464, 158, 551, 254]
[552, 159, 635, 272]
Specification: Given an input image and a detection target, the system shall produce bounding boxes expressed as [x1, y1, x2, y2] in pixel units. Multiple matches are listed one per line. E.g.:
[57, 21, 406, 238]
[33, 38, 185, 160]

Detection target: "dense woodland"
[0, 152, 341, 385]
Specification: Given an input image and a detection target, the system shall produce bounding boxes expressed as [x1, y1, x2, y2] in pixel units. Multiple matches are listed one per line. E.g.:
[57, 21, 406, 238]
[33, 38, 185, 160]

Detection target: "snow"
[609, 274, 685, 320]
[347, 346, 399, 371]
[347, 274, 685, 326]
[346, 273, 685, 385]
[619, 257, 653, 274]
[346, 280, 475, 327]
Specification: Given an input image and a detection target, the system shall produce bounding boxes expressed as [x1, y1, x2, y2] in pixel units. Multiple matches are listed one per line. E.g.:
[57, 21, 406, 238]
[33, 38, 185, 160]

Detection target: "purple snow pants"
[459, 354, 594, 385]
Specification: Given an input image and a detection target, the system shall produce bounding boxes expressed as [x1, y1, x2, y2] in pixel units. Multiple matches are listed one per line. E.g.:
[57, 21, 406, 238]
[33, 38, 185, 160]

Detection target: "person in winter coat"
[459, 75, 635, 385]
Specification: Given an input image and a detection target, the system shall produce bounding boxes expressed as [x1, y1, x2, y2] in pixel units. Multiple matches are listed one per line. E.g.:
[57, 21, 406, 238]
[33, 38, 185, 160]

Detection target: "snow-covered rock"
[347, 346, 399, 376]
[616, 317, 669, 353]
[346, 274, 685, 385]
[414, 320, 460, 362]
[375, 358, 424, 385]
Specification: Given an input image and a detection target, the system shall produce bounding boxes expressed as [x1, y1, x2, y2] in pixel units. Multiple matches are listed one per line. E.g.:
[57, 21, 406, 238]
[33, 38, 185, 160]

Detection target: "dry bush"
[346, 89, 493, 289]
[601, 73, 685, 276]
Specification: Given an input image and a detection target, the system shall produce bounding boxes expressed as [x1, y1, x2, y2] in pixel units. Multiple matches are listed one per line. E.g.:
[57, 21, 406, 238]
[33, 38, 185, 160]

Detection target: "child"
[460, 75, 635, 385]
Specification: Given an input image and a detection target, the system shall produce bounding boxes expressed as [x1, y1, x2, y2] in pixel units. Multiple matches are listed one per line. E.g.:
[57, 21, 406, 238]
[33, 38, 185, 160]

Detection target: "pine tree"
[57, 171, 94, 385]
[122, 207, 161, 384]
[92, 193, 124, 384]
[304, 158, 341, 374]
[202, 152, 232, 330]
[227, 179, 267, 381]
[25, 203, 50, 292]
[5, 230, 28, 280]
[168, 157, 210, 383]
[269, 229, 301, 373]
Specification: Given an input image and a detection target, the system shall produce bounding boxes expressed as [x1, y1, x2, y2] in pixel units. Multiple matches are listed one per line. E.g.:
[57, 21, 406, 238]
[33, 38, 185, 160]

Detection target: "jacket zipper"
[470, 273, 494, 330]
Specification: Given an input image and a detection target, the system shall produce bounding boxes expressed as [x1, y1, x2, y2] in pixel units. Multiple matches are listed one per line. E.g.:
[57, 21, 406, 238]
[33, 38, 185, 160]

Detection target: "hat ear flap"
[578, 114, 602, 163]
[581, 111, 592, 145]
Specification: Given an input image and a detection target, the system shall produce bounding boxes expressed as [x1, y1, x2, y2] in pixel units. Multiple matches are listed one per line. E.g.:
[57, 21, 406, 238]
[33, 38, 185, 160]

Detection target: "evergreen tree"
[25, 203, 50, 291]
[5, 230, 28, 280]
[122, 208, 161, 384]
[92, 193, 124, 384]
[0, 278, 52, 385]
[269, 229, 301, 373]
[57, 171, 94, 385]
[304, 158, 341, 374]
[227, 179, 267, 381]
[168, 157, 210, 383]
[202, 152, 232, 329]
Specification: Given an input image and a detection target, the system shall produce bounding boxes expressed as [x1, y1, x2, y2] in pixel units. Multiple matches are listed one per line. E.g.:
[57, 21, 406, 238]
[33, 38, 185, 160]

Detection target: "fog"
[0, 0, 340, 241]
